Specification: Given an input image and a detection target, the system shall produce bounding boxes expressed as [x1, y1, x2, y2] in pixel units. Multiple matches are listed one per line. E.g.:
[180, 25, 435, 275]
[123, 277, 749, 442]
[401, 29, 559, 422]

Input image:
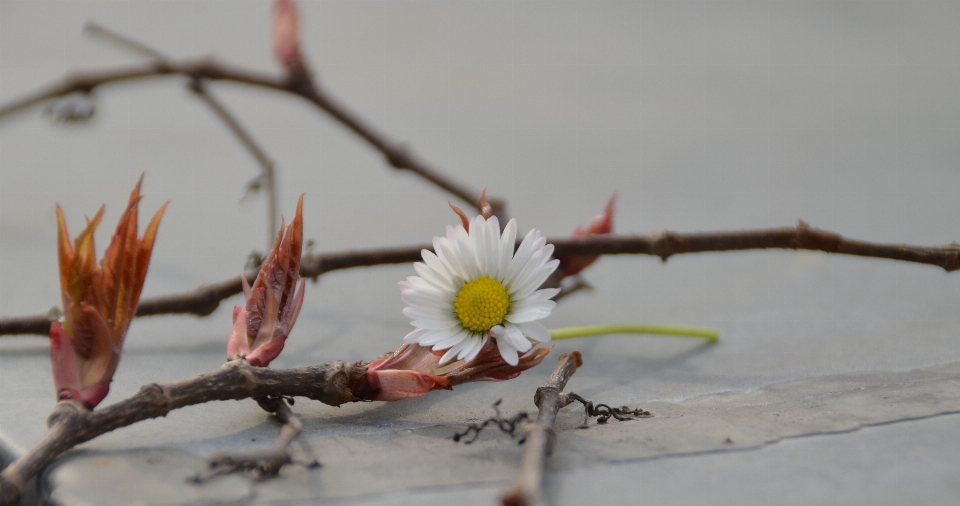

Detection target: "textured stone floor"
[2, 2, 959, 505]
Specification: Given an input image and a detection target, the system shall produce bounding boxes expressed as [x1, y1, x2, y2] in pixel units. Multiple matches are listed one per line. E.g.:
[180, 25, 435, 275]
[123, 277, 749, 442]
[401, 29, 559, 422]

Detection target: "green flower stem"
[549, 324, 719, 343]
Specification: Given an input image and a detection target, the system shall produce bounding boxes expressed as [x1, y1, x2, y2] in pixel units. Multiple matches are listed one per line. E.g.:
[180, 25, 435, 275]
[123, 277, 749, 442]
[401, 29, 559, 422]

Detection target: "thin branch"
[2, 223, 957, 336]
[294, 76, 507, 220]
[501, 351, 583, 506]
[193, 396, 319, 482]
[84, 22, 280, 245]
[0, 359, 367, 506]
[188, 79, 279, 244]
[556, 222, 960, 269]
[0, 54, 501, 217]
[83, 22, 168, 61]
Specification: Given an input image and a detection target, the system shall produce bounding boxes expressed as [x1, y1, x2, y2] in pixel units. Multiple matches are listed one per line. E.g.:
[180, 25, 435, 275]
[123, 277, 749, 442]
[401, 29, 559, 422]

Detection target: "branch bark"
[0, 359, 367, 506]
[0, 54, 502, 218]
[3, 223, 958, 336]
[501, 351, 583, 506]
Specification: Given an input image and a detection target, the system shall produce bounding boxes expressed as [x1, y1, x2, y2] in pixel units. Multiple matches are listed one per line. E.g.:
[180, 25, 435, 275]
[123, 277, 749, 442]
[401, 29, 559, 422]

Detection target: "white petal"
[471, 216, 490, 276]
[455, 230, 479, 279]
[451, 223, 469, 242]
[405, 276, 450, 298]
[401, 289, 451, 309]
[497, 340, 520, 366]
[511, 244, 554, 289]
[487, 216, 501, 238]
[512, 259, 560, 300]
[433, 329, 469, 350]
[411, 318, 459, 331]
[506, 230, 546, 286]
[498, 219, 517, 281]
[509, 249, 549, 294]
[517, 321, 551, 342]
[439, 336, 470, 365]
[483, 217, 500, 276]
[509, 298, 557, 313]
[461, 336, 485, 362]
[403, 328, 429, 344]
[414, 262, 455, 292]
[405, 288, 454, 307]
[503, 323, 532, 353]
[478, 217, 499, 276]
[403, 305, 454, 321]
[422, 250, 460, 285]
[418, 329, 458, 346]
[507, 300, 556, 323]
[433, 331, 470, 365]
[435, 237, 469, 280]
[527, 287, 561, 301]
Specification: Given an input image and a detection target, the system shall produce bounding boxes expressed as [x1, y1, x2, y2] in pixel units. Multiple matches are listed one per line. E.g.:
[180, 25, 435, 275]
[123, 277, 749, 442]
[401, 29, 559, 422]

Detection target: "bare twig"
[192, 396, 319, 482]
[187, 79, 280, 244]
[0, 54, 501, 218]
[3, 223, 958, 336]
[84, 22, 280, 245]
[84, 23, 168, 60]
[501, 351, 583, 506]
[0, 359, 367, 506]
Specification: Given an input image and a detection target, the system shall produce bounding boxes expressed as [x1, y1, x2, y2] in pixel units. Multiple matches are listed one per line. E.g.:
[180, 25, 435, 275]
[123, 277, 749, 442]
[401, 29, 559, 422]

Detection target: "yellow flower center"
[454, 277, 510, 332]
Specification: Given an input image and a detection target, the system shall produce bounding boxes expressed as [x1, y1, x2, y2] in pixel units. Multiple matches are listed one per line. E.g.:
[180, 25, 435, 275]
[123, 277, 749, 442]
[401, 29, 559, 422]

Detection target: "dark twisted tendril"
[566, 393, 652, 424]
[452, 399, 530, 445]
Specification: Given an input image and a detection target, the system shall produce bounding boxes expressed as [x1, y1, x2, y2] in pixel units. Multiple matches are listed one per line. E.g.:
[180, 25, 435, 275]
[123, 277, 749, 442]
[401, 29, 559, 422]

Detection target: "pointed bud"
[448, 202, 471, 231]
[557, 193, 616, 277]
[478, 189, 494, 220]
[272, 0, 302, 69]
[50, 175, 167, 408]
[228, 195, 306, 367]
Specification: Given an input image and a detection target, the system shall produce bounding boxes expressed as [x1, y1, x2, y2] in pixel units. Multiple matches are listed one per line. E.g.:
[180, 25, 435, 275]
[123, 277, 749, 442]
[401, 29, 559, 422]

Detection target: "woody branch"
[0, 53, 505, 221]
[2, 223, 958, 336]
[0, 359, 368, 506]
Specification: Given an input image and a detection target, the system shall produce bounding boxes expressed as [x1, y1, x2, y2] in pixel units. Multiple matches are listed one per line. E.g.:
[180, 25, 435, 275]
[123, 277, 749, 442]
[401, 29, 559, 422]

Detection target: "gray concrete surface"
[2, 1, 959, 505]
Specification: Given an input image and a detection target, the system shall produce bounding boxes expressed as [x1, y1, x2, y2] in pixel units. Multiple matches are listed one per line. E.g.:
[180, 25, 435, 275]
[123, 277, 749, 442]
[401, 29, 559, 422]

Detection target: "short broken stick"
[501, 351, 582, 506]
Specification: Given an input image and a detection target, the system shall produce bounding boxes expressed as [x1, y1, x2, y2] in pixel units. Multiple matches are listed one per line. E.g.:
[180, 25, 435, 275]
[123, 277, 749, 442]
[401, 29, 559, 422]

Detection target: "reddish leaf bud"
[557, 193, 616, 277]
[228, 195, 306, 367]
[50, 175, 167, 409]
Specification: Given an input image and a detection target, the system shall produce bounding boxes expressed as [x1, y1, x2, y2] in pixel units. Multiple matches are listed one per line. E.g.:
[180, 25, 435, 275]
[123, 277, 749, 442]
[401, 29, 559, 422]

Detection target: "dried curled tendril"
[566, 392, 652, 424]
[452, 399, 530, 445]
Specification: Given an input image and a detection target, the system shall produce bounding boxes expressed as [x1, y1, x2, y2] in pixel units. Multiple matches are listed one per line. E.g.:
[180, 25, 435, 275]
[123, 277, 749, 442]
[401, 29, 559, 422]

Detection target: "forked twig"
[85, 22, 280, 245]
[191, 396, 320, 483]
[0, 49, 503, 219]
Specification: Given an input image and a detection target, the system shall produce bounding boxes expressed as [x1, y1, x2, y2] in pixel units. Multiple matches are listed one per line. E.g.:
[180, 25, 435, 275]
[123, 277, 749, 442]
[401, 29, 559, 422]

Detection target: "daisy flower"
[400, 215, 560, 366]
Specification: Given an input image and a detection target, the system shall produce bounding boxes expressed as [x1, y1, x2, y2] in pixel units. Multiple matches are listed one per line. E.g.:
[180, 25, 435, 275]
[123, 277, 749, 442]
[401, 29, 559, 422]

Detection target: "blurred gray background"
[1, 1, 959, 505]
